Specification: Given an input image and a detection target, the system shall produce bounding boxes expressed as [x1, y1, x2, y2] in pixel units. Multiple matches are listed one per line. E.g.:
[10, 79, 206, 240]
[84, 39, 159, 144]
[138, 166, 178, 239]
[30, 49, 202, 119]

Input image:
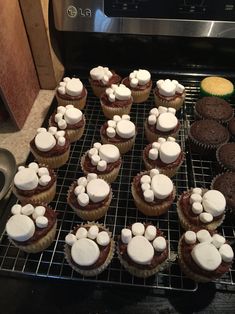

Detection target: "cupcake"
[178, 229, 234, 282]
[228, 117, 235, 141]
[216, 143, 235, 172]
[64, 222, 115, 277]
[188, 119, 229, 157]
[67, 173, 112, 220]
[56, 76, 87, 109]
[6, 203, 57, 253]
[100, 84, 133, 119]
[12, 162, 56, 205]
[122, 69, 152, 103]
[80, 143, 122, 183]
[117, 222, 169, 278]
[143, 136, 184, 177]
[211, 172, 235, 212]
[195, 96, 233, 124]
[30, 127, 70, 168]
[144, 107, 181, 143]
[49, 105, 85, 143]
[200, 76, 234, 99]
[89, 66, 121, 98]
[131, 169, 176, 216]
[177, 188, 226, 232]
[100, 114, 136, 154]
[154, 79, 186, 110]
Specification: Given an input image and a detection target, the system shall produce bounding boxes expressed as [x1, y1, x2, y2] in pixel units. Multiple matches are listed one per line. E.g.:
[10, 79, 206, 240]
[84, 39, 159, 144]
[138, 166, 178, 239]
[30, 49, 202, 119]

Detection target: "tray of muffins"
[0, 67, 234, 292]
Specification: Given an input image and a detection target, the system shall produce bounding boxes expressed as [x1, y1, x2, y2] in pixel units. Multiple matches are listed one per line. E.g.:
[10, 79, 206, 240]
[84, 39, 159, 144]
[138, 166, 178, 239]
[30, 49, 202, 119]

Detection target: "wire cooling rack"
[0, 75, 234, 292]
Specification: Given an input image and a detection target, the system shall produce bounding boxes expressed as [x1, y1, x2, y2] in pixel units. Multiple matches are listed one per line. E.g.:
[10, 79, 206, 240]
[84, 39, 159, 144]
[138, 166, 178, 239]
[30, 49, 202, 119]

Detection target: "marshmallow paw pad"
[156, 79, 185, 97]
[57, 77, 84, 97]
[147, 107, 179, 133]
[34, 128, 67, 151]
[105, 115, 136, 140]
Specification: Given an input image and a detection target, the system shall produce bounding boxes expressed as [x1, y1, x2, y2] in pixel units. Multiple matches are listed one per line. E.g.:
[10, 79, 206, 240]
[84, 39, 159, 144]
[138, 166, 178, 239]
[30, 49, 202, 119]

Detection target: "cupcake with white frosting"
[117, 222, 169, 278]
[131, 169, 176, 216]
[144, 107, 181, 143]
[6, 203, 57, 253]
[64, 222, 115, 277]
[154, 79, 186, 110]
[178, 229, 234, 282]
[100, 114, 136, 154]
[100, 84, 133, 119]
[89, 66, 121, 98]
[67, 173, 112, 220]
[177, 188, 226, 231]
[12, 162, 56, 205]
[56, 76, 87, 109]
[49, 105, 86, 143]
[30, 127, 70, 168]
[80, 143, 122, 183]
[143, 136, 184, 177]
[122, 69, 152, 103]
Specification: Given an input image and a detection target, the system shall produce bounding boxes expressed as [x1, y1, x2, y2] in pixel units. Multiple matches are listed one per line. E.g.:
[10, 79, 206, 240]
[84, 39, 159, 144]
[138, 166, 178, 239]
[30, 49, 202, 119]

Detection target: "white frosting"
[156, 112, 178, 132]
[76, 227, 88, 239]
[36, 216, 48, 228]
[57, 77, 83, 96]
[196, 229, 212, 243]
[105, 83, 131, 101]
[96, 231, 110, 246]
[219, 244, 234, 262]
[71, 238, 100, 266]
[86, 178, 110, 203]
[14, 168, 38, 190]
[121, 228, 132, 244]
[98, 144, 120, 163]
[6, 214, 35, 242]
[127, 236, 154, 265]
[152, 236, 167, 252]
[132, 222, 145, 236]
[90, 66, 113, 84]
[144, 225, 157, 241]
[129, 69, 151, 86]
[151, 174, 173, 199]
[202, 190, 226, 217]
[184, 231, 197, 244]
[191, 242, 222, 271]
[156, 79, 185, 96]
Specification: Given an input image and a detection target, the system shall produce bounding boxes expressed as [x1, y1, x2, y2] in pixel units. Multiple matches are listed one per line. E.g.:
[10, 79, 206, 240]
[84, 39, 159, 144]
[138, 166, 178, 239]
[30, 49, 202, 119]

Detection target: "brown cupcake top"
[216, 143, 235, 171]
[228, 117, 235, 137]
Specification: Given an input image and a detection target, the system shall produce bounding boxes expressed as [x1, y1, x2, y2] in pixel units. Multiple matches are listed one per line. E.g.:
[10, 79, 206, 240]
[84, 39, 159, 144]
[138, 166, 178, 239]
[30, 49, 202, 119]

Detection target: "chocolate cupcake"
[143, 136, 184, 177]
[144, 107, 181, 143]
[67, 173, 112, 220]
[100, 84, 133, 119]
[195, 96, 233, 124]
[100, 114, 136, 154]
[188, 119, 229, 157]
[80, 143, 122, 183]
[178, 229, 234, 282]
[122, 69, 152, 103]
[89, 66, 121, 98]
[154, 79, 186, 111]
[49, 105, 85, 143]
[6, 203, 57, 253]
[177, 188, 226, 232]
[200, 76, 234, 99]
[56, 76, 87, 109]
[228, 117, 235, 141]
[12, 162, 56, 205]
[30, 127, 70, 168]
[211, 172, 235, 212]
[131, 169, 176, 216]
[64, 222, 115, 277]
[117, 222, 169, 278]
[216, 143, 235, 172]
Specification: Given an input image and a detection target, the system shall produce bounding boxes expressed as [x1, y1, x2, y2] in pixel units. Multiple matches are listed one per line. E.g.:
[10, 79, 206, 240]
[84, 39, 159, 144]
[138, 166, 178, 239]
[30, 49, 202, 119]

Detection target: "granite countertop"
[0, 90, 55, 165]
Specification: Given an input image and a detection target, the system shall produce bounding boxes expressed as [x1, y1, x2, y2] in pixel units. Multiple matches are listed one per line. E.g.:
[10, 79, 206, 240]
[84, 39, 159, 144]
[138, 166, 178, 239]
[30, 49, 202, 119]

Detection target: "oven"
[0, 0, 235, 299]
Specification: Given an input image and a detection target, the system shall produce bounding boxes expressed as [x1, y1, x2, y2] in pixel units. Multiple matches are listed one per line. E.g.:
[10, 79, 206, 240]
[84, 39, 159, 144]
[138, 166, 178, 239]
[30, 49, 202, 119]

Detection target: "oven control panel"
[104, 0, 235, 20]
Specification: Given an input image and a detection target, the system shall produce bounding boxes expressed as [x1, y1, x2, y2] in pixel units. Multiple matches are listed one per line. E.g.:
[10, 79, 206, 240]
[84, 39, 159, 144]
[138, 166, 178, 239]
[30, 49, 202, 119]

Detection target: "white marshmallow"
[39, 174, 51, 186]
[14, 168, 38, 190]
[37, 127, 47, 133]
[64, 108, 82, 125]
[106, 87, 113, 95]
[36, 216, 48, 228]
[141, 183, 151, 192]
[38, 167, 49, 177]
[116, 120, 136, 139]
[190, 193, 202, 204]
[149, 148, 158, 160]
[108, 93, 115, 102]
[97, 160, 107, 172]
[150, 169, 160, 177]
[113, 115, 122, 122]
[102, 75, 109, 84]
[148, 114, 157, 125]
[65, 78, 83, 96]
[66, 104, 74, 110]
[65, 233, 77, 246]
[111, 84, 118, 90]
[122, 114, 130, 120]
[184, 231, 197, 244]
[99, 144, 120, 163]
[159, 142, 181, 164]
[121, 228, 132, 244]
[152, 142, 161, 149]
[212, 234, 226, 248]
[196, 229, 212, 243]
[96, 231, 110, 246]
[199, 212, 213, 223]
[35, 132, 56, 152]
[144, 225, 157, 241]
[151, 174, 173, 199]
[57, 106, 67, 115]
[11, 204, 22, 215]
[21, 204, 34, 216]
[90, 66, 106, 80]
[143, 189, 154, 202]
[130, 78, 138, 88]
[58, 86, 66, 95]
[156, 79, 164, 88]
[71, 238, 100, 266]
[158, 137, 166, 143]
[55, 130, 65, 139]
[6, 214, 35, 242]
[156, 112, 178, 132]
[58, 119, 67, 130]
[18, 166, 25, 172]
[158, 106, 168, 114]
[140, 175, 151, 184]
[28, 162, 39, 172]
[74, 185, 85, 196]
[168, 107, 176, 115]
[115, 85, 131, 100]
[191, 242, 222, 271]
[176, 83, 185, 94]
[91, 154, 101, 166]
[48, 126, 58, 135]
[87, 225, 99, 239]
[88, 148, 98, 158]
[127, 236, 154, 265]
[106, 127, 116, 138]
[158, 80, 176, 97]
[150, 108, 159, 116]
[192, 202, 203, 215]
[152, 236, 167, 252]
[57, 136, 66, 146]
[33, 206, 46, 219]
[136, 69, 151, 85]
[219, 244, 234, 263]
[77, 177, 88, 187]
[202, 190, 226, 217]
[192, 188, 202, 195]
[77, 193, 89, 207]
[87, 173, 98, 182]
[86, 178, 110, 203]
[107, 120, 116, 128]
[167, 136, 176, 142]
[55, 113, 63, 123]
[76, 227, 88, 239]
[93, 142, 102, 150]
[63, 77, 70, 83]
[132, 222, 145, 236]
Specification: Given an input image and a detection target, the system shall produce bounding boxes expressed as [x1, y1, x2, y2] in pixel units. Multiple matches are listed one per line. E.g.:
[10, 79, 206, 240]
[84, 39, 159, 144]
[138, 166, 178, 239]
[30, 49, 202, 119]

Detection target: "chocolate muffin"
[216, 143, 235, 172]
[228, 117, 235, 141]
[195, 96, 233, 123]
[188, 119, 229, 157]
[211, 172, 235, 211]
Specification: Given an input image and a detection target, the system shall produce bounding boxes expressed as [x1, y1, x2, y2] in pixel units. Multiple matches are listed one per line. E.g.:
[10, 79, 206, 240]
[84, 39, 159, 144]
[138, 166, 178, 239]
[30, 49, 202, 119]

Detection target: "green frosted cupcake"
[200, 76, 234, 99]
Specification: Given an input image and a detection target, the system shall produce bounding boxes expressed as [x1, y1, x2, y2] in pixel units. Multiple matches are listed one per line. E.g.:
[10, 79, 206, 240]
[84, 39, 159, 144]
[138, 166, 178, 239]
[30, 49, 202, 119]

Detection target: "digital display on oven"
[104, 0, 235, 21]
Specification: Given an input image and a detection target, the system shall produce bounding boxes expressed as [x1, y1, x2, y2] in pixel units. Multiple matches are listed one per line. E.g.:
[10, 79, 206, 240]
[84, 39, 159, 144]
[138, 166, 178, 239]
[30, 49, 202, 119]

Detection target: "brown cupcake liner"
[154, 92, 185, 111]
[67, 181, 112, 220]
[80, 153, 121, 183]
[30, 146, 70, 169]
[56, 90, 87, 110]
[89, 79, 107, 98]
[64, 222, 115, 277]
[144, 120, 180, 143]
[100, 133, 136, 154]
[100, 98, 133, 119]
[131, 83, 152, 104]
[131, 175, 176, 216]
[11, 221, 57, 254]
